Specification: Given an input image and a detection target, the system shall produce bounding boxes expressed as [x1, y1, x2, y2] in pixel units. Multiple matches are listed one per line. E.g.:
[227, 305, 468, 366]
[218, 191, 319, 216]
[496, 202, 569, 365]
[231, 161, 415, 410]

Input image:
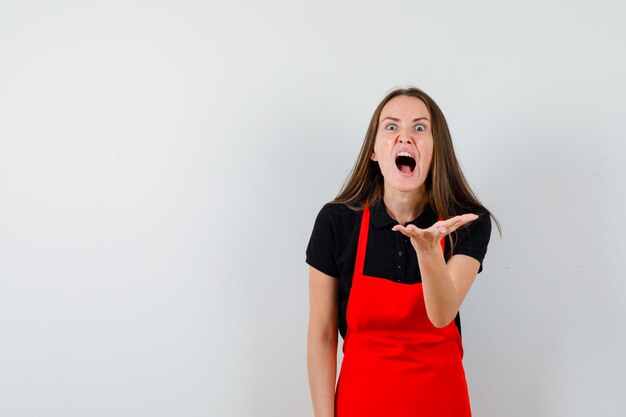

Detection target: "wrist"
[412, 242, 442, 257]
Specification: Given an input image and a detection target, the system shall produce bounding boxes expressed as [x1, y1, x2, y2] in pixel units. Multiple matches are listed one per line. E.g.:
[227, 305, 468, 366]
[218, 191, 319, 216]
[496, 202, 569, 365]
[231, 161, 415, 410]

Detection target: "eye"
[385, 123, 397, 131]
[415, 124, 426, 132]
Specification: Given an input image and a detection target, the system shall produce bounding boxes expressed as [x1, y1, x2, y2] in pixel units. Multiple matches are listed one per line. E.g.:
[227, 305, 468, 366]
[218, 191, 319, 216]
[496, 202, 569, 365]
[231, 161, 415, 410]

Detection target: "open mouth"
[395, 154, 416, 175]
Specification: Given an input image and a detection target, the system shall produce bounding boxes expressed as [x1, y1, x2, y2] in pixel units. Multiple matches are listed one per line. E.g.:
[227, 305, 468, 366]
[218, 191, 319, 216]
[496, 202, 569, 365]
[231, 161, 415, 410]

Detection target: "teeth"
[397, 151, 413, 158]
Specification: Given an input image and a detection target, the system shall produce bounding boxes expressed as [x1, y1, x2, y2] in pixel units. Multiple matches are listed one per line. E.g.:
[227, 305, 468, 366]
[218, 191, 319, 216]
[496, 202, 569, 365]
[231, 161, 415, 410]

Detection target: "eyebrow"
[381, 116, 430, 123]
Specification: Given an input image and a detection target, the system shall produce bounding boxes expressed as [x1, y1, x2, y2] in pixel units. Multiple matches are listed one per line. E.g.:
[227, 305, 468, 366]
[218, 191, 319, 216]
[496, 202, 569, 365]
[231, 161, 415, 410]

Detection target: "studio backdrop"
[0, 1, 624, 416]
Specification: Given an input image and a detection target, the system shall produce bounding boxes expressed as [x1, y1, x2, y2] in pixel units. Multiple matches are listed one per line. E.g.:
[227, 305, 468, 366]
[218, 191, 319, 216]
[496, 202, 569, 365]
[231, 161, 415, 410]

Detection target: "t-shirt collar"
[369, 198, 436, 229]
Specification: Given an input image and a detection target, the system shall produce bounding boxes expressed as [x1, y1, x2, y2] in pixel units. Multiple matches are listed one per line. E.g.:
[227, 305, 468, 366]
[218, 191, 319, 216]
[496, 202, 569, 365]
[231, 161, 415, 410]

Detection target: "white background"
[1, 1, 625, 416]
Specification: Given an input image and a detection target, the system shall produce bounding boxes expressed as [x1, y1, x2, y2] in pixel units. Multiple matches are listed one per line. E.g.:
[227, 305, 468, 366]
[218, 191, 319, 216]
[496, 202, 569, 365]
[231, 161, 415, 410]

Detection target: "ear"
[370, 152, 377, 162]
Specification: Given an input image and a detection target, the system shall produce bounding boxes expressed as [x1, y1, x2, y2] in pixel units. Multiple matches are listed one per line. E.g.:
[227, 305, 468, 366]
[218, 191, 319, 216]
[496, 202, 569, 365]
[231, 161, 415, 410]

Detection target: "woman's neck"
[382, 187, 428, 226]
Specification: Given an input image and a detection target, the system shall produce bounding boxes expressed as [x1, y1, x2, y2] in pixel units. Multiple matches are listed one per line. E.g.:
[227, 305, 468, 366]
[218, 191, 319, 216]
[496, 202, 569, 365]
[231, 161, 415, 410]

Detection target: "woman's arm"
[307, 266, 339, 417]
[392, 214, 481, 328]
[414, 249, 480, 327]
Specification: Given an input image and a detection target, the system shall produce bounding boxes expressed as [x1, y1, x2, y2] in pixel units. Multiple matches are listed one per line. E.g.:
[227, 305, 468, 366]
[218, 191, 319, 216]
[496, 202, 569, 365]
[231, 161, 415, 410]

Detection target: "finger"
[455, 213, 478, 226]
[392, 225, 412, 237]
[458, 213, 478, 222]
[401, 224, 420, 238]
[445, 214, 479, 234]
[432, 223, 446, 235]
[445, 217, 465, 231]
[406, 224, 423, 234]
[457, 214, 478, 229]
[433, 216, 463, 236]
[442, 214, 475, 227]
[466, 213, 479, 222]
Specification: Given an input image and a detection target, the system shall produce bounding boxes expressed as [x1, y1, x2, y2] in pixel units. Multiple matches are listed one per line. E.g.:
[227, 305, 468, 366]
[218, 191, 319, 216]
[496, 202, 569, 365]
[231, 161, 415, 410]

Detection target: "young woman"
[306, 86, 501, 417]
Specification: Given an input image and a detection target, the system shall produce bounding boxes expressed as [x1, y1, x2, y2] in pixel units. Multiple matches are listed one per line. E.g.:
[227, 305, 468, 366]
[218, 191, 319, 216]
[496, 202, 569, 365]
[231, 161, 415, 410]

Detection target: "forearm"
[415, 246, 459, 328]
[307, 333, 338, 417]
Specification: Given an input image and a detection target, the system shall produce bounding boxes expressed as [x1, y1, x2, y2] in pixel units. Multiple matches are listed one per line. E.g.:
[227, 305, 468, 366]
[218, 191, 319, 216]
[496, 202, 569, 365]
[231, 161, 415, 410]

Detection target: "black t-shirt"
[305, 198, 492, 339]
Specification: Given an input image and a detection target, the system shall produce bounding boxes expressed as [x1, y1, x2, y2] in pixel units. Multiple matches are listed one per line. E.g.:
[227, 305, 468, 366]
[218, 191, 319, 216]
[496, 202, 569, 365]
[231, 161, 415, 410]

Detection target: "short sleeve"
[305, 204, 340, 279]
[452, 208, 492, 274]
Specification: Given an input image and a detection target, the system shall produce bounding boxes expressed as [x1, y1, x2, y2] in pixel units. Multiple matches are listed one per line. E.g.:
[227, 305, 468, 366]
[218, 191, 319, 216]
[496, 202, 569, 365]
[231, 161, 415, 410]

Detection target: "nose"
[397, 128, 414, 144]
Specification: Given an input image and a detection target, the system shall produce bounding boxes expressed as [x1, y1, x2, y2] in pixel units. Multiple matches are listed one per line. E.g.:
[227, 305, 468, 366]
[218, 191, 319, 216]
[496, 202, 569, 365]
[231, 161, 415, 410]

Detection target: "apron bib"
[335, 198, 472, 417]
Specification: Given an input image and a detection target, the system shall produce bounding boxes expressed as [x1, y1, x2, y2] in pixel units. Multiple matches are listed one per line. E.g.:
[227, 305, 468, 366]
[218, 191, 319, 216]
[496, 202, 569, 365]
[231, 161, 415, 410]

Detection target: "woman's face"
[370, 95, 434, 194]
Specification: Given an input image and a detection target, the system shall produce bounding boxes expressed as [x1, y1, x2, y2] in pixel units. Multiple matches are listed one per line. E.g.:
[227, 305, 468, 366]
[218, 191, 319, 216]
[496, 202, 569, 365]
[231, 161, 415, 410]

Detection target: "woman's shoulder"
[306, 200, 361, 276]
[453, 204, 492, 238]
[449, 204, 493, 273]
[310, 200, 363, 237]
[317, 200, 363, 219]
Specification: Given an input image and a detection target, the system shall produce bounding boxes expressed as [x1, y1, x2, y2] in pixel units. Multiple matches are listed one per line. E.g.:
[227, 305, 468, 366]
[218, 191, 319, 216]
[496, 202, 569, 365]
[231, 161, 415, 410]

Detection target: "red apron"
[335, 199, 472, 417]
